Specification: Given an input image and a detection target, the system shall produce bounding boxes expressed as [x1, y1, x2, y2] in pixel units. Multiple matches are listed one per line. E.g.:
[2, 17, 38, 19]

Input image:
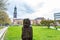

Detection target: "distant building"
[33, 17, 45, 25]
[13, 19, 23, 25]
[13, 6, 17, 24]
[54, 13, 60, 25]
[13, 6, 17, 18]
[13, 17, 45, 25]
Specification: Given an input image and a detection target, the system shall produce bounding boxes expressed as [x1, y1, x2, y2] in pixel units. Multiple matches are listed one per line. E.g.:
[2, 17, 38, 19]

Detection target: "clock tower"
[13, 6, 17, 24]
[13, 6, 17, 18]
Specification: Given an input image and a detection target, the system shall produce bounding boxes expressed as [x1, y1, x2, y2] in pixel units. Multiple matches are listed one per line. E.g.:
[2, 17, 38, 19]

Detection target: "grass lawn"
[4, 26, 60, 40]
[4, 26, 22, 40]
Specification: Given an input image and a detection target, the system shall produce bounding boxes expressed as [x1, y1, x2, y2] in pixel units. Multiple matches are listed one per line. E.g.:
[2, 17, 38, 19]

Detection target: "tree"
[41, 20, 54, 28]
[0, 0, 10, 26]
[40, 20, 47, 26]
[0, 11, 11, 25]
[0, 0, 7, 10]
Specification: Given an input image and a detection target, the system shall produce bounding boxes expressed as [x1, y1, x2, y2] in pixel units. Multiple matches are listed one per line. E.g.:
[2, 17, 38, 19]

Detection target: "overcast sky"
[6, 0, 60, 20]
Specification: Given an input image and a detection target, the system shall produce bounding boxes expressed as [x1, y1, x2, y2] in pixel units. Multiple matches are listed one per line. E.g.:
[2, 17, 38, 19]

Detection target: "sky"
[6, 0, 60, 20]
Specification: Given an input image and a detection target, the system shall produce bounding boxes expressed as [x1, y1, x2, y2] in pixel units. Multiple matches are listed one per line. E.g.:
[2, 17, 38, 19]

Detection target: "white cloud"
[28, 0, 60, 19]
[7, 0, 60, 20]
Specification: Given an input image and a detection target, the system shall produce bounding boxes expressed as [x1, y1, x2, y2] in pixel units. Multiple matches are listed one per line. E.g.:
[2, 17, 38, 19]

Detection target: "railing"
[0, 27, 8, 40]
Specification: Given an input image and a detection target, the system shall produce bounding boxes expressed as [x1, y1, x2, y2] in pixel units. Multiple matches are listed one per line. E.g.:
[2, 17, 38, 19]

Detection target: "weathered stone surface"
[22, 19, 33, 40]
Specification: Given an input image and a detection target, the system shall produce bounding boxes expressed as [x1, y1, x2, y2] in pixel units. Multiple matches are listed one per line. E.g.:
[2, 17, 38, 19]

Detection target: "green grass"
[4, 26, 60, 40]
[4, 26, 22, 40]
[33, 26, 60, 40]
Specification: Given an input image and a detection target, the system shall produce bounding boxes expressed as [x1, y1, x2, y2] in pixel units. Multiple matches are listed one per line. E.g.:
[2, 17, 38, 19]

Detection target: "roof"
[35, 17, 44, 20]
[13, 18, 23, 20]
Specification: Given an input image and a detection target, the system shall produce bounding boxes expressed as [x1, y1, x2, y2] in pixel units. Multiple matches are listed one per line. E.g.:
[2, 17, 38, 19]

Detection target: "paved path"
[57, 28, 60, 30]
[42, 26, 60, 31]
[50, 26, 60, 30]
[0, 27, 8, 40]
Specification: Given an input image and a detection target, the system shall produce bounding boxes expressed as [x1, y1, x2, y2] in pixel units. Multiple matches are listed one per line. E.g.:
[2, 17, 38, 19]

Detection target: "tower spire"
[13, 6, 17, 18]
[13, 6, 17, 24]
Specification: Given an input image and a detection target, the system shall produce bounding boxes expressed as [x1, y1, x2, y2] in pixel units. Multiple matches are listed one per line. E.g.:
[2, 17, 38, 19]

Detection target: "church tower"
[13, 6, 17, 18]
[13, 6, 17, 24]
